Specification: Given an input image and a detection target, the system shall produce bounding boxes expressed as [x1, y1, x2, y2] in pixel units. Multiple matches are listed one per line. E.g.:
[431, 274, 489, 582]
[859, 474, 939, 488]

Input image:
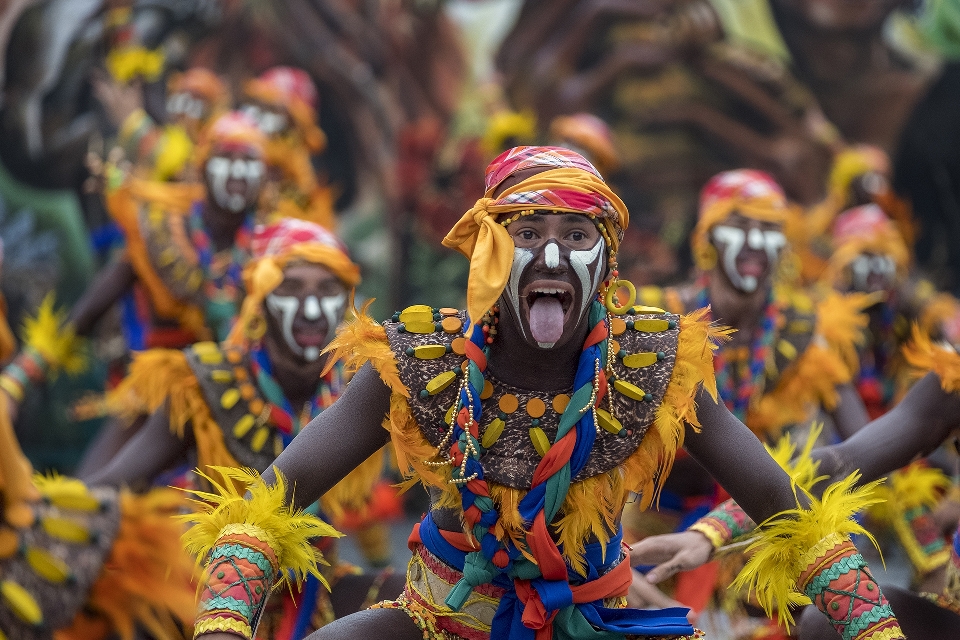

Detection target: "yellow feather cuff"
[179, 466, 342, 590]
[731, 472, 885, 628]
[21, 294, 87, 377]
[903, 324, 960, 393]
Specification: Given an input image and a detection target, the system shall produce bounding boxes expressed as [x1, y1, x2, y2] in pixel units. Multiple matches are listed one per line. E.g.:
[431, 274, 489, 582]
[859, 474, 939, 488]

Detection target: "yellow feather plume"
[323, 297, 407, 397]
[814, 291, 877, 374]
[21, 294, 87, 377]
[732, 472, 885, 628]
[903, 323, 960, 392]
[870, 462, 950, 523]
[179, 466, 341, 591]
[764, 423, 827, 492]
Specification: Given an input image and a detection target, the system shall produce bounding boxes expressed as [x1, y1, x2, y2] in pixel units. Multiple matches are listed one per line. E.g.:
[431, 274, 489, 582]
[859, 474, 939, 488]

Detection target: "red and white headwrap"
[228, 218, 360, 347]
[194, 111, 268, 164]
[826, 204, 909, 284]
[691, 169, 790, 269]
[244, 66, 325, 153]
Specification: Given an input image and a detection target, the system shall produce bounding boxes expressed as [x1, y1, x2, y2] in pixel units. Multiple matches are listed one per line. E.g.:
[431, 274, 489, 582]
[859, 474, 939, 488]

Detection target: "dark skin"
[199, 169, 816, 639]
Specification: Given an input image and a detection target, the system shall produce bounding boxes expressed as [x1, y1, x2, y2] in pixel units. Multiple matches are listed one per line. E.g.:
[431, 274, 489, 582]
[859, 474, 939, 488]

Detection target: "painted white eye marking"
[506, 247, 534, 339]
[570, 238, 604, 318]
[266, 294, 302, 357]
[303, 295, 321, 320]
[544, 242, 560, 269]
[712, 225, 754, 292]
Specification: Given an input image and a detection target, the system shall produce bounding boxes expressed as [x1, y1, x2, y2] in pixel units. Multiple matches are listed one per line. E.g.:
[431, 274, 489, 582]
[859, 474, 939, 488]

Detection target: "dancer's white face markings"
[506, 247, 535, 341]
[265, 264, 348, 363]
[711, 224, 786, 293]
[267, 293, 302, 356]
[544, 242, 560, 269]
[569, 238, 605, 319]
[205, 153, 264, 213]
[850, 253, 897, 292]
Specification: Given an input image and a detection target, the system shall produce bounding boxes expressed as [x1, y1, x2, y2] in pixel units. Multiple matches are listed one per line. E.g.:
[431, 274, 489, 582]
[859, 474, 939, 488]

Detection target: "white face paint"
[544, 242, 560, 269]
[506, 247, 535, 341]
[851, 254, 897, 291]
[569, 237, 605, 320]
[206, 156, 264, 213]
[711, 225, 785, 293]
[266, 291, 346, 362]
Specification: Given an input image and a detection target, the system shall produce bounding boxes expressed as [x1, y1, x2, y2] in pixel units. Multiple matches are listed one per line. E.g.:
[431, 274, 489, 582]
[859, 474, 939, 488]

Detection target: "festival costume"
[0, 299, 195, 640]
[183, 147, 900, 640]
[243, 67, 335, 230]
[108, 219, 385, 638]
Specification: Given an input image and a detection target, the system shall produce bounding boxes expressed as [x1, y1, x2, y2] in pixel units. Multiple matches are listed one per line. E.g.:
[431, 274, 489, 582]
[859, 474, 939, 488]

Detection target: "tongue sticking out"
[529, 296, 565, 345]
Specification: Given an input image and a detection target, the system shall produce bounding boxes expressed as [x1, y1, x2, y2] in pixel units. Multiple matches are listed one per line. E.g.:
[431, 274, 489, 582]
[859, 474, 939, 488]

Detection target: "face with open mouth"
[500, 212, 606, 349]
[265, 262, 347, 363]
[166, 90, 209, 138]
[710, 212, 786, 294]
[204, 145, 265, 214]
[848, 252, 897, 294]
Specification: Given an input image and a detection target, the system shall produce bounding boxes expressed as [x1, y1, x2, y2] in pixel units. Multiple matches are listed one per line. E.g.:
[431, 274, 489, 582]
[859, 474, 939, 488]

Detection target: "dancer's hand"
[628, 530, 713, 583]
[627, 569, 688, 613]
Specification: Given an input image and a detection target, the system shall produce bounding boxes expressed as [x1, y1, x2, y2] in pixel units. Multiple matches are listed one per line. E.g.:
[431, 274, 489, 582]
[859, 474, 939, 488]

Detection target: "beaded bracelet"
[687, 499, 756, 550]
[194, 524, 280, 640]
[798, 534, 904, 640]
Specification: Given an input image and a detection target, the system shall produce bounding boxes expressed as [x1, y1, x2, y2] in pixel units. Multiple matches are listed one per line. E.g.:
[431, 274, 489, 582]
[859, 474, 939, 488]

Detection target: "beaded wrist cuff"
[687, 499, 756, 550]
[798, 534, 904, 640]
[894, 503, 950, 578]
[195, 524, 280, 640]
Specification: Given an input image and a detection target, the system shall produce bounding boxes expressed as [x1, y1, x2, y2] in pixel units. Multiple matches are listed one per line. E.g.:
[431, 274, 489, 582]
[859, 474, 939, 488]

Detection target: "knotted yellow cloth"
[442, 166, 628, 325]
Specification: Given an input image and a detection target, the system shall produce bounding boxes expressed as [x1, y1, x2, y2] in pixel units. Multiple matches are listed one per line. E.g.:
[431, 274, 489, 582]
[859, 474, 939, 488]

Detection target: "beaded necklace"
[249, 346, 339, 447]
[188, 202, 253, 301]
[696, 282, 779, 422]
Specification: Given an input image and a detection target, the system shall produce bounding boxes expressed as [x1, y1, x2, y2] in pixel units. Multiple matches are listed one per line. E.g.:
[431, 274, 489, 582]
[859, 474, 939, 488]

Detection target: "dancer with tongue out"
[183, 147, 901, 640]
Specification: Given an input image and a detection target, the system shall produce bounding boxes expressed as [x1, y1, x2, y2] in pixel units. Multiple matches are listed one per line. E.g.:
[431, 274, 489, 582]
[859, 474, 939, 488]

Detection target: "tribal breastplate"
[384, 307, 681, 489]
[185, 342, 343, 472]
[0, 484, 121, 639]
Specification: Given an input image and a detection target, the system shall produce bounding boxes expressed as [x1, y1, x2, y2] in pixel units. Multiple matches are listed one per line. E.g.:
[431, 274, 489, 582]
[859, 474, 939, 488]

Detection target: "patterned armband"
[194, 524, 280, 640]
[798, 534, 904, 640]
[0, 348, 49, 400]
[894, 503, 950, 578]
[687, 499, 757, 550]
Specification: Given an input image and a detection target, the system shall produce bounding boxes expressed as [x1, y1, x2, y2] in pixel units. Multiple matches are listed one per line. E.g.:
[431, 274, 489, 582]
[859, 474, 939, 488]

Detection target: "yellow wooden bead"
[26, 546, 71, 584]
[274, 436, 284, 458]
[413, 344, 447, 359]
[777, 339, 798, 360]
[251, 427, 270, 453]
[42, 488, 99, 513]
[211, 370, 233, 384]
[399, 306, 434, 323]
[41, 517, 89, 544]
[526, 398, 546, 418]
[530, 427, 551, 457]
[480, 380, 494, 400]
[426, 371, 457, 395]
[1, 580, 43, 625]
[613, 379, 648, 402]
[499, 394, 519, 414]
[632, 319, 669, 332]
[610, 318, 626, 336]
[233, 414, 256, 438]
[631, 305, 665, 314]
[552, 394, 570, 414]
[405, 321, 437, 334]
[445, 405, 456, 425]
[441, 316, 464, 334]
[221, 388, 241, 409]
[481, 418, 505, 449]
[595, 409, 624, 436]
[622, 353, 658, 368]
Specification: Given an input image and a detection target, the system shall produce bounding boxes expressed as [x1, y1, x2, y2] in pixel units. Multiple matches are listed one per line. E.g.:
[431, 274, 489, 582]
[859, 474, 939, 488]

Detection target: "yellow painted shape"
[41, 517, 89, 544]
[1, 580, 42, 625]
[26, 547, 71, 584]
[413, 345, 447, 359]
[631, 319, 669, 332]
[613, 379, 647, 401]
[426, 371, 456, 395]
[529, 427, 551, 457]
[622, 353, 658, 368]
[481, 418, 505, 449]
[595, 409, 624, 436]
[221, 388, 241, 409]
[233, 414, 256, 438]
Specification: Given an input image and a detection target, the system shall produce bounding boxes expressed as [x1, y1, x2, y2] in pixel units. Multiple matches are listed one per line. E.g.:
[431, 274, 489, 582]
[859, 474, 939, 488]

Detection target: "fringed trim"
[628, 308, 730, 510]
[104, 349, 238, 472]
[180, 466, 342, 590]
[320, 447, 387, 523]
[814, 291, 876, 374]
[67, 487, 197, 640]
[22, 295, 87, 377]
[731, 472, 885, 628]
[748, 342, 852, 439]
[903, 324, 960, 393]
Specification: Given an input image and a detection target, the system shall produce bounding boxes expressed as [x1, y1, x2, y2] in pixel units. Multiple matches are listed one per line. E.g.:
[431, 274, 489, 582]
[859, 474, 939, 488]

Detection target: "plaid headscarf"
[443, 146, 628, 324]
